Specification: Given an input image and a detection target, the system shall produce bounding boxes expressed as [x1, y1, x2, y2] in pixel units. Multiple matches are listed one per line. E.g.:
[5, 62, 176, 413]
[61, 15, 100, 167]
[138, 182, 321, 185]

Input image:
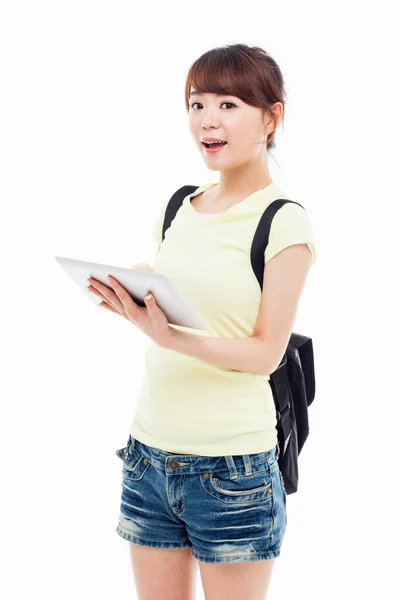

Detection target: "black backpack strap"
[250, 199, 304, 290]
[162, 185, 199, 242]
[161, 190, 304, 276]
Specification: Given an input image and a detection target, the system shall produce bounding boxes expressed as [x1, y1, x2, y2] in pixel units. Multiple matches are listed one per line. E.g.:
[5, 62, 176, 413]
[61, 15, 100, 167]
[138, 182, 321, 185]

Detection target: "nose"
[201, 122, 221, 136]
[200, 106, 221, 130]
[201, 119, 219, 128]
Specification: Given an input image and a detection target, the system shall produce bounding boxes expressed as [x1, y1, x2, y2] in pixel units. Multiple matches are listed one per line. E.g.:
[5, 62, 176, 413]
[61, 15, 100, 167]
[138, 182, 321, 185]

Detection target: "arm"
[164, 243, 313, 376]
[164, 331, 270, 375]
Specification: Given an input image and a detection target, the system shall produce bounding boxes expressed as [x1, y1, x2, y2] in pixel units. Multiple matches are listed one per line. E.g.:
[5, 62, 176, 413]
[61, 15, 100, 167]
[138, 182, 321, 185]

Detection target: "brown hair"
[184, 43, 286, 153]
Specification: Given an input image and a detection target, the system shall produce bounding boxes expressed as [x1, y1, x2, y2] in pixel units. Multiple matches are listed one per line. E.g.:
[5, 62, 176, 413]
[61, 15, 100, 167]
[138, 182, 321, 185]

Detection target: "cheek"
[188, 120, 197, 137]
[226, 118, 257, 145]
[188, 114, 199, 132]
[236, 123, 263, 154]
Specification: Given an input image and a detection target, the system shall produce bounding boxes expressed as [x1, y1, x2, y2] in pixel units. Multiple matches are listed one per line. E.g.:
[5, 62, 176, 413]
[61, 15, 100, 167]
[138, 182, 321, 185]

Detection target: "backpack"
[160, 185, 316, 495]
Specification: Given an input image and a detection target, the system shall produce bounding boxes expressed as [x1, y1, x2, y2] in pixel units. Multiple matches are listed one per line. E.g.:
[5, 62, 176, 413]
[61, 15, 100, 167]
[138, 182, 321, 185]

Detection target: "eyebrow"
[189, 90, 231, 98]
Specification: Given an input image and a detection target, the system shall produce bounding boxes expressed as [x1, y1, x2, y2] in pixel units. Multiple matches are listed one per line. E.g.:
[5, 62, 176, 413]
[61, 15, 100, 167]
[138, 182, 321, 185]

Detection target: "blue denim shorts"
[115, 435, 287, 564]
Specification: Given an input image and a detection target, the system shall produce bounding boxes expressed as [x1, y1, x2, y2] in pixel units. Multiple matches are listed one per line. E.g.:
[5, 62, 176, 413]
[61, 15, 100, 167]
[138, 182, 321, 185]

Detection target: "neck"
[214, 162, 273, 201]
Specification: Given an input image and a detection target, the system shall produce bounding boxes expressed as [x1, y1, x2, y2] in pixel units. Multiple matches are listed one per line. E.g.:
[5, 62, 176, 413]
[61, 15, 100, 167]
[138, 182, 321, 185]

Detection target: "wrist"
[159, 326, 180, 350]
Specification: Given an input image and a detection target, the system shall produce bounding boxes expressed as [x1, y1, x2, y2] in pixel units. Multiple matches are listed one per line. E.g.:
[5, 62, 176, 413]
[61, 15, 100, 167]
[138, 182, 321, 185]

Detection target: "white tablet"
[55, 256, 206, 330]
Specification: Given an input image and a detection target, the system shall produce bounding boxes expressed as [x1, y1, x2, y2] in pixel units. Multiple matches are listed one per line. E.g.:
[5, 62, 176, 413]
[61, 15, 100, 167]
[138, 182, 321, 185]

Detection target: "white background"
[1, 1, 399, 598]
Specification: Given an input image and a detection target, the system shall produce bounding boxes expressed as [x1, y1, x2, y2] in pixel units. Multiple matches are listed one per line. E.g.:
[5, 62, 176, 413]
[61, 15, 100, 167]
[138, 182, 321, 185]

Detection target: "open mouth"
[201, 141, 227, 148]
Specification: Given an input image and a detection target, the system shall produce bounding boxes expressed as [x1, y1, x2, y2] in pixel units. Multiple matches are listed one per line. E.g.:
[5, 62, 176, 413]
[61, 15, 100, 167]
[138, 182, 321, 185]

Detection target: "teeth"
[204, 140, 225, 145]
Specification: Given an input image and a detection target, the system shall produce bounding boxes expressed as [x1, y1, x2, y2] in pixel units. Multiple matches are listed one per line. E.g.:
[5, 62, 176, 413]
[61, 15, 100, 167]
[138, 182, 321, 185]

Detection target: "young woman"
[89, 43, 316, 599]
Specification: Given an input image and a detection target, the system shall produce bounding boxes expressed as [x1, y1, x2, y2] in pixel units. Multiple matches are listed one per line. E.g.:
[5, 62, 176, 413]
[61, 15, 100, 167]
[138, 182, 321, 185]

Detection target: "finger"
[88, 285, 121, 311]
[132, 263, 154, 272]
[99, 301, 115, 312]
[107, 275, 140, 318]
[144, 293, 159, 318]
[144, 293, 154, 307]
[99, 301, 127, 318]
[88, 285, 107, 300]
[89, 279, 124, 313]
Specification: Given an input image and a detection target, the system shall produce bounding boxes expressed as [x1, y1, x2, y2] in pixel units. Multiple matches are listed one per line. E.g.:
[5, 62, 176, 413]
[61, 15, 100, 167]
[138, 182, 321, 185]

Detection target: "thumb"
[144, 293, 154, 305]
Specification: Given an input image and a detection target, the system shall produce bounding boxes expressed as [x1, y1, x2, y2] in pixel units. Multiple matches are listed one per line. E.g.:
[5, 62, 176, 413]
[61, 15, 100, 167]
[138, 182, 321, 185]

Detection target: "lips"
[201, 137, 226, 143]
[201, 141, 227, 148]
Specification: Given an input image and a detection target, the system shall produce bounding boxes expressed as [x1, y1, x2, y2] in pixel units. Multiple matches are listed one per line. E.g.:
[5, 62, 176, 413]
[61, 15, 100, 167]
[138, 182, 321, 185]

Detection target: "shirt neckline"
[184, 182, 277, 218]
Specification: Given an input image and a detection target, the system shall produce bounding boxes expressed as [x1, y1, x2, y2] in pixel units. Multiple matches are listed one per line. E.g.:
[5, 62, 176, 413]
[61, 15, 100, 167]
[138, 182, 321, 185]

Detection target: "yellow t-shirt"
[129, 181, 316, 456]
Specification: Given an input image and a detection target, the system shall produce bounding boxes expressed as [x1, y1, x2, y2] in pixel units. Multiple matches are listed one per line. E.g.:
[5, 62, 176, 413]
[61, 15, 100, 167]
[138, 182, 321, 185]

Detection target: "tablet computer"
[55, 256, 206, 330]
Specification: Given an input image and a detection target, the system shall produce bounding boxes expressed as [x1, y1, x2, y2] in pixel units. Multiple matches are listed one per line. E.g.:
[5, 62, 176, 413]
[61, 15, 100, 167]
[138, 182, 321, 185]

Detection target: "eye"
[190, 101, 237, 110]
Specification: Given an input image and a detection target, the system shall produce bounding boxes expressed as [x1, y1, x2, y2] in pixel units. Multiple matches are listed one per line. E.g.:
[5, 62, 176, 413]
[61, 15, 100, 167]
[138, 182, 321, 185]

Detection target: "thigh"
[129, 543, 198, 600]
[198, 557, 276, 600]
[115, 439, 192, 548]
[184, 452, 287, 564]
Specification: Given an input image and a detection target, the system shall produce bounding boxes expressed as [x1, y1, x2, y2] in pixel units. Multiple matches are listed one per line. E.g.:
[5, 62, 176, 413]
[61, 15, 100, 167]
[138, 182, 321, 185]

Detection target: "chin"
[203, 163, 222, 171]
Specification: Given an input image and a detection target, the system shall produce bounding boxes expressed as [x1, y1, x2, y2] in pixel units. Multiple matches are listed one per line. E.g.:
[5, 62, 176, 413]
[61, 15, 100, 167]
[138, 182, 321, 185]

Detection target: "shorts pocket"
[200, 466, 274, 504]
[115, 442, 150, 481]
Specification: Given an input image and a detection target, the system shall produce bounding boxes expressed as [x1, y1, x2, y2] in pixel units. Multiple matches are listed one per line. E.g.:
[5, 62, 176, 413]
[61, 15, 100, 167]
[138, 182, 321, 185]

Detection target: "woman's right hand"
[131, 263, 155, 272]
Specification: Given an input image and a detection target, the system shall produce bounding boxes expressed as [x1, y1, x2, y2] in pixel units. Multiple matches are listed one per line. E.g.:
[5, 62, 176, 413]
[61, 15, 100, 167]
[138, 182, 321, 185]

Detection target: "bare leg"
[129, 542, 198, 600]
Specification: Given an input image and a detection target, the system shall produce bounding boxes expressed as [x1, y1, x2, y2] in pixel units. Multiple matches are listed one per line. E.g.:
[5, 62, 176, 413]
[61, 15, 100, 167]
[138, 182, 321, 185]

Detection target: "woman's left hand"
[87, 275, 172, 349]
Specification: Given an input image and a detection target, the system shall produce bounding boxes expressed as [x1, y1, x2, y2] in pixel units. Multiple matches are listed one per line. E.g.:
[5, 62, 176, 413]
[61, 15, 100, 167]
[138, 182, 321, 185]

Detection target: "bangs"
[185, 47, 264, 110]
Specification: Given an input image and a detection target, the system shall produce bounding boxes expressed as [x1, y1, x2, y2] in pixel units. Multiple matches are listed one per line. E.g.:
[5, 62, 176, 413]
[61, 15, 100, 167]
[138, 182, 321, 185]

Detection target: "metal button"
[202, 473, 210, 480]
[168, 459, 179, 469]
[143, 458, 148, 465]
[267, 486, 272, 494]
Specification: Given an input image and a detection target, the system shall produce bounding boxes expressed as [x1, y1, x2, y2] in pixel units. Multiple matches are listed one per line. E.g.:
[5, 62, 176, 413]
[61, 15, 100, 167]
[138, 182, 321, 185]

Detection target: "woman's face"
[188, 89, 272, 171]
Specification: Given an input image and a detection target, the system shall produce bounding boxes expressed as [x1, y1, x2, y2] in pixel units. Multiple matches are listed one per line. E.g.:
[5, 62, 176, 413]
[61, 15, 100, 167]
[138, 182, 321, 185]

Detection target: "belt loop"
[242, 454, 252, 475]
[224, 455, 239, 480]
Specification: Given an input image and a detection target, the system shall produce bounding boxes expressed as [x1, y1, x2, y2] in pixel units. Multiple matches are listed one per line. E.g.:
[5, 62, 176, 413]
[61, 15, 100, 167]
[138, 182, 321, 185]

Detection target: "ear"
[263, 102, 283, 136]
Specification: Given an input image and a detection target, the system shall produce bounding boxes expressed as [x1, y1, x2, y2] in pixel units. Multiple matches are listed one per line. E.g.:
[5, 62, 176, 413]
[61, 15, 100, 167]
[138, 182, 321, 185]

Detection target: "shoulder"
[271, 200, 314, 230]
[261, 194, 317, 266]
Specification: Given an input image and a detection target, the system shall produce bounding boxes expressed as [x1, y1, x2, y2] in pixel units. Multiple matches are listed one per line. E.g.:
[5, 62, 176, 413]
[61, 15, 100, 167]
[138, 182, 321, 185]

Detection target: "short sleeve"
[152, 197, 171, 246]
[264, 202, 317, 266]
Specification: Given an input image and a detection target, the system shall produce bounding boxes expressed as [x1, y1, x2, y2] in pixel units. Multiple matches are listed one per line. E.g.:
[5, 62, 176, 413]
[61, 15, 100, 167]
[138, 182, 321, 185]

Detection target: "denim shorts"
[115, 434, 287, 564]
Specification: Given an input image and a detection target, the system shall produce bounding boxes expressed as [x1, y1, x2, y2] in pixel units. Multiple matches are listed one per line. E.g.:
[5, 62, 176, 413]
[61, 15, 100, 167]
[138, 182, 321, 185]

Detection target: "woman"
[89, 43, 316, 599]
